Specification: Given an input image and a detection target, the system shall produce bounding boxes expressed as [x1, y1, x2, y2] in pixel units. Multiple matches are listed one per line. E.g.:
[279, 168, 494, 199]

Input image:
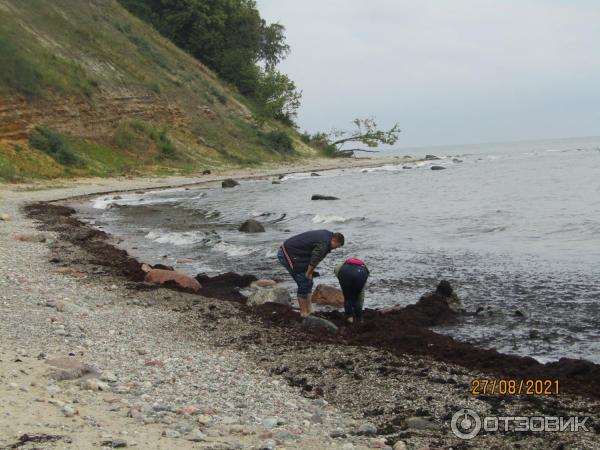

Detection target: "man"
[277, 230, 345, 317]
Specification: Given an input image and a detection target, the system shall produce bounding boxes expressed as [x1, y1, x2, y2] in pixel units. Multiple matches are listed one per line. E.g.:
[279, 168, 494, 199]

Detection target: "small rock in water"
[430, 165, 446, 170]
[222, 178, 239, 188]
[238, 219, 265, 233]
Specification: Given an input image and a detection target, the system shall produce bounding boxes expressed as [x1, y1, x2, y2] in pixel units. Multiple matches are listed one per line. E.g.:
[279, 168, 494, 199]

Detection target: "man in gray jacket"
[277, 229, 345, 317]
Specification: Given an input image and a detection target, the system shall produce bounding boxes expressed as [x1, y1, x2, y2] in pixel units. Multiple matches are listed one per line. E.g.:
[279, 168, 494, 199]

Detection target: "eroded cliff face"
[0, 93, 186, 141]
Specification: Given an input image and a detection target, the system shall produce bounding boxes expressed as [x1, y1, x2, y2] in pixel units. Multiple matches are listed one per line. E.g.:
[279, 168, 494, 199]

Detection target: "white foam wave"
[312, 214, 350, 224]
[145, 230, 206, 246]
[212, 242, 255, 257]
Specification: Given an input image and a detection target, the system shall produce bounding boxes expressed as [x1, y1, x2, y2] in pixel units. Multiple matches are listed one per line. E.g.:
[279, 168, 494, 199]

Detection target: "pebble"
[62, 405, 78, 417]
[100, 371, 118, 382]
[162, 428, 181, 438]
[358, 422, 378, 435]
[187, 430, 207, 442]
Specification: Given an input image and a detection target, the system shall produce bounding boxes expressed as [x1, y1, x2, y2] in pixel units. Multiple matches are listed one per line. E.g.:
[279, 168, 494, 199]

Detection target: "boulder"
[251, 279, 277, 289]
[238, 219, 265, 233]
[302, 316, 338, 334]
[311, 284, 344, 308]
[222, 178, 239, 188]
[247, 287, 292, 306]
[430, 165, 446, 170]
[143, 269, 201, 292]
[311, 195, 340, 201]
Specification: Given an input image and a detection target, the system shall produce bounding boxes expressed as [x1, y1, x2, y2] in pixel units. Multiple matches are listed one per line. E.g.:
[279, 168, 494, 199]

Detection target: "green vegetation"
[118, 0, 301, 123]
[259, 130, 294, 155]
[28, 127, 80, 166]
[0, 0, 319, 182]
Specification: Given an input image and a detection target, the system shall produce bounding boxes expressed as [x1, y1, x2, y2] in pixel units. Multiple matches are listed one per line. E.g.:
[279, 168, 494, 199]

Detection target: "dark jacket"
[282, 229, 333, 273]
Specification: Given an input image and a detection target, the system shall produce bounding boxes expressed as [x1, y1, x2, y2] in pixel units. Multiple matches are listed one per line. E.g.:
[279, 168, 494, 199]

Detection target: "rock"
[238, 219, 265, 233]
[113, 195, 122, 200]
[302, 316, 338, 334]
[105, 439, 127, 448]
[162, 428, 181, 439]
[311, 284, 344, 308]
[370, 438, 387, 448]
[176, 406, 200, 416]
[404, 416, 437, 430]
[514, 309, 525, 317]
[358, 422, 378, 435]
[402, 166, 412, 169]
[330, 429, 346, 438]
[310, 172, 321, 176]
[222, 178, 239, 188]
[311, 195, 340, 200]
[425, 154, 440, 160]
[143, 268, 201, 292]
[46, 357, 99, 381]
[263, 417, 278, 428]
[202, 169, 211, 175]
[81, 378, 110, 391]
[62, 405, 78, 417]
[452, 158, 463, 163]
[393, 442, 408, 450]
[342, 444, 355, 450]
[247, 287, 291, 306]
[259, 439, 277, 450]
[251, 279, 277, 289]
[272, 180, 281, 184]
[100, 371, 118, 382]
[187, 430, 207, 442]
[430, 165, 446, 170]
[0, 214, 10, 221]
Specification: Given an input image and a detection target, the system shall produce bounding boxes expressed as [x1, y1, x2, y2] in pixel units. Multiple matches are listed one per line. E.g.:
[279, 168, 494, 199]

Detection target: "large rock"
[222, 178, 239, 188]
[238, 219, 265, 233]
[302, 316, 338, 334]
[311, 195, 340, 201]
[247, 287, 291, 306]
[312, 284, 344, 308]
[143, 269, 201, 292]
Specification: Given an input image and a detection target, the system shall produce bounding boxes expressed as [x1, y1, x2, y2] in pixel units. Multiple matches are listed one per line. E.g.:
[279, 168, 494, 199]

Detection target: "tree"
[328, 118, 401, 156]
[254, 70, 302, 125]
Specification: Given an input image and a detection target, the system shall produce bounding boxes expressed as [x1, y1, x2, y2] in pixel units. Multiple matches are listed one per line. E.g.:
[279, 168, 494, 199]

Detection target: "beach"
[1, 158, 599, 450]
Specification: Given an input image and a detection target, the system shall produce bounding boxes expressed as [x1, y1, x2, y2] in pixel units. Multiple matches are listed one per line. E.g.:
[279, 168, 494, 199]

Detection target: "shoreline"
[2, 161, 600, 449]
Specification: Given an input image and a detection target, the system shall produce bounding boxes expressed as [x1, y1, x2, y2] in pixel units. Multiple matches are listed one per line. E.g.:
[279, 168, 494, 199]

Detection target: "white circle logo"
[451, 409, 481, 439]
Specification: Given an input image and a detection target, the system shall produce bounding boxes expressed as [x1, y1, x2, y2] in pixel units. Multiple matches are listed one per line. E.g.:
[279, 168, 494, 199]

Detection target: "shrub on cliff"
[260, 130, 294, 155]
[28, 127, 79, 166]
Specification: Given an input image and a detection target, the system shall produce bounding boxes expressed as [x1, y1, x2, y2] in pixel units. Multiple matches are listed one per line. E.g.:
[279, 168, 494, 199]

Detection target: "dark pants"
[277, 248, 313, 298]
[337, 263, 369, 321]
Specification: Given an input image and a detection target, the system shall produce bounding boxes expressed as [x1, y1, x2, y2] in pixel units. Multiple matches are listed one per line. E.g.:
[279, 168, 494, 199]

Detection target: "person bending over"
[335, 257, 369, 324]
[277, 230, 345, 317]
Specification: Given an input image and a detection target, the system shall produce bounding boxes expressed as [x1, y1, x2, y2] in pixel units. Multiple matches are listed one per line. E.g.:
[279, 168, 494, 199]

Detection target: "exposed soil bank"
[24, 202, 600, 401]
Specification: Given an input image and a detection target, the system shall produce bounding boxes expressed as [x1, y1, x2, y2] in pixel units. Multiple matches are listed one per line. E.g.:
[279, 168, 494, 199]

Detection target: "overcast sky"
[256, 0, 600, 148]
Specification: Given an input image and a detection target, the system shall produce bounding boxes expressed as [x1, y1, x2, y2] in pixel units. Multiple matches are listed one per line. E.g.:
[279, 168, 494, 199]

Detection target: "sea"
[78, 136, 600, 364]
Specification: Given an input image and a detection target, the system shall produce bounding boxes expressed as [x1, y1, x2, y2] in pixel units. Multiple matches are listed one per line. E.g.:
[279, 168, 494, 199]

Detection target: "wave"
[144, 230, 206, 246]
[312, 214, 351, 224]
[212, 242, 255, 257]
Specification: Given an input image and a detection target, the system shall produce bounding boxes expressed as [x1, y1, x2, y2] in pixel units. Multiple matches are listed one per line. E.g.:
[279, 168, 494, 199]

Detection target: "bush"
[260, 130, 294, 154]
[157, 130, 177, 159]
[28, 127, 79, 166]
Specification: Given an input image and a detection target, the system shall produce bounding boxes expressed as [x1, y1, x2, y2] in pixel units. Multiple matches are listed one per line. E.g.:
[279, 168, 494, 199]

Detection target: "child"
[335, 257, 369, 324]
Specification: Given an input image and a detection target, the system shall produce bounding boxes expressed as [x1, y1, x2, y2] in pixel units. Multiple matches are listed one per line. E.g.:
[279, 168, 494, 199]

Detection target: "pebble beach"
[1, 163, 599, 450]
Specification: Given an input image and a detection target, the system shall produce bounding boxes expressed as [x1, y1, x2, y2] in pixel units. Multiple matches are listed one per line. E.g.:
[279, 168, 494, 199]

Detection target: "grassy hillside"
[0, 0, 316, 182]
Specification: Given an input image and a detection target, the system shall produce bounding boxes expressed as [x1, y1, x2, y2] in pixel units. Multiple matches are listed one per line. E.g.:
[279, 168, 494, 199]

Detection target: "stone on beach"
[251, 279, 277, 289]
[46, 357, 99, 381]
[311, 194, 340, 200]
[238, 219, 265, 233]
[222, 178, 239, 188]
[0, 213, 11, 221]
[302, 316, 338, 334]
[143, 268, 201, 292]
[247, 287, 291, 306]
[311, 284, 344, 308]
[430, 165, 446, 170]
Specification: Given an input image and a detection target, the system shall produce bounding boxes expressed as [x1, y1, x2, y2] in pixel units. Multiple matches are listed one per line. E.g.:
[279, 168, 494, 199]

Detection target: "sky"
[255, 0, 600, 148]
